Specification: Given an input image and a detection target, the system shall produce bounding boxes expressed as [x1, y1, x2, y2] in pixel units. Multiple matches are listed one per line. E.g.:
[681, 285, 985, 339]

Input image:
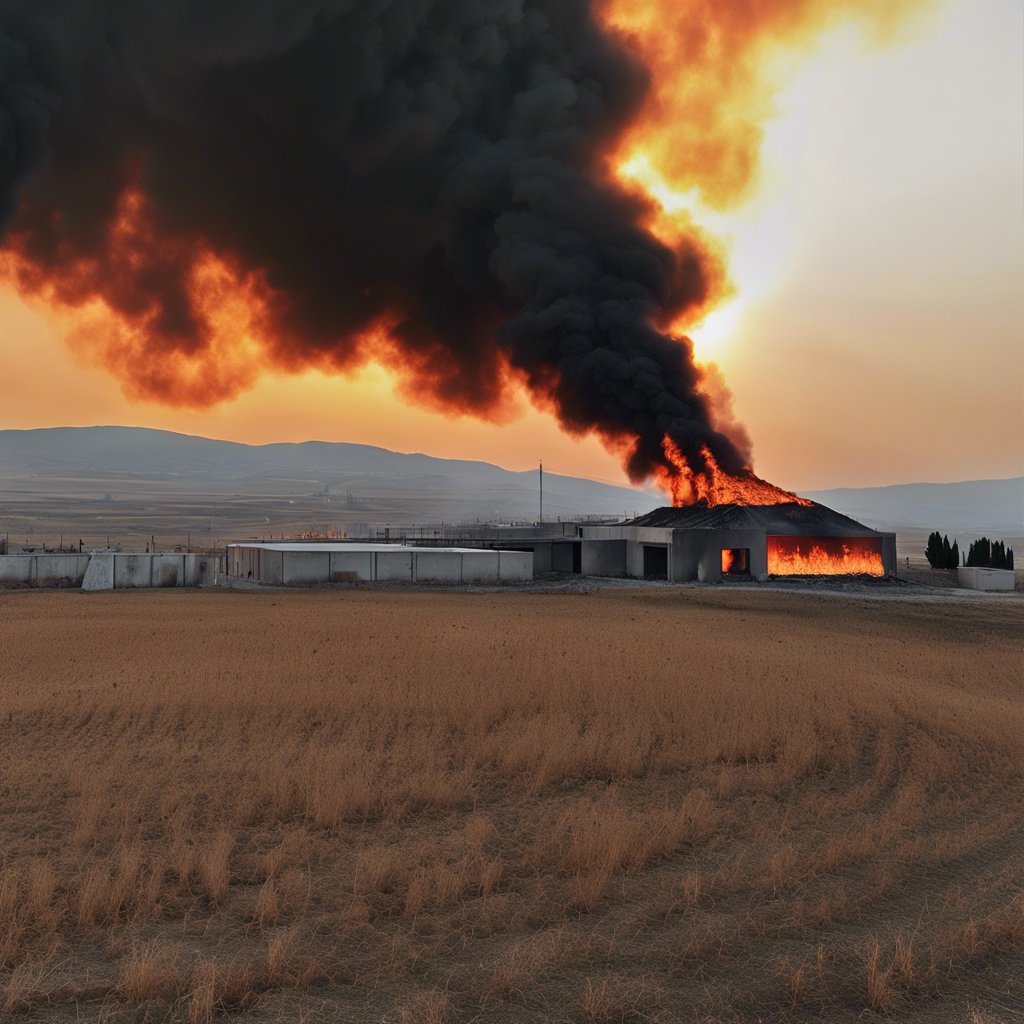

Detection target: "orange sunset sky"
[1, 0, 1021, 492]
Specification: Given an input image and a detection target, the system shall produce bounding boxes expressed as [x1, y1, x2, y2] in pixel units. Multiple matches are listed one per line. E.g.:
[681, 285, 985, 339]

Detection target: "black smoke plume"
[0, 0, 748, 484]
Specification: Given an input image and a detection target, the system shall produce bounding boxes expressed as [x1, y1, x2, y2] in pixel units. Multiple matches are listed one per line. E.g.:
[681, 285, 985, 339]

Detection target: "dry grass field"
[0, 587, 1022, 1023]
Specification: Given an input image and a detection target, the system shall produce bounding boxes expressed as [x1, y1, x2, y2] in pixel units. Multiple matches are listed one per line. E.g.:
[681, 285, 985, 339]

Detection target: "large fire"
[0, 1, 927, 507]
[658, 436, 811, 508]
[768, 536, 885, 576]
[0, 188, 280, 407]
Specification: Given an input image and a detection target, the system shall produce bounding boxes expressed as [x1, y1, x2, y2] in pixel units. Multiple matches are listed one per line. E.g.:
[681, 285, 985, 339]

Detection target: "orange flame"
[721, 548, 748, 574]
[768, 536, 885, 576]
[0, 188, 284, 407]
[657, 436, 811, 507]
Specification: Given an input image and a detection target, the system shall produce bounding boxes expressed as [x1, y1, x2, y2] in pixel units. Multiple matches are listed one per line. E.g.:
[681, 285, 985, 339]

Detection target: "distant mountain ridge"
[0, 425, 658, 521]
[0, 426, 1019, 531]
[804, 478, 1023, 534]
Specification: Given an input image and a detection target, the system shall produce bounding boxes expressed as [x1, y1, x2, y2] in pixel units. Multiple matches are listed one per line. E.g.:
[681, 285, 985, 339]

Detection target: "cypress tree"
[966, 539, 980, 567]
[993, 541, 1006, 569]
[1008, 548, 1014, 571]
[951, 540, 959, 569]
[942, 535, 952, 569]
[925, 532, 942, 568]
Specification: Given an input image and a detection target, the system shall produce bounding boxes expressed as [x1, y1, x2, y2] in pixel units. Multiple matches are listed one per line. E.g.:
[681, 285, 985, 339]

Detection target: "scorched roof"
[627, 502, 880, 536]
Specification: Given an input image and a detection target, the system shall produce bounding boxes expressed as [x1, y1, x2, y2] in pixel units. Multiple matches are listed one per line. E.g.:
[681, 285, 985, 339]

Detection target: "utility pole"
[539, 460, 543, 524]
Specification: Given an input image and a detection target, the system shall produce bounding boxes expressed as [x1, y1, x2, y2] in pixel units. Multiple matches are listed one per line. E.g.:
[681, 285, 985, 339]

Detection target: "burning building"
[424, 500, 897, 583]
[574, 502, 896, 582]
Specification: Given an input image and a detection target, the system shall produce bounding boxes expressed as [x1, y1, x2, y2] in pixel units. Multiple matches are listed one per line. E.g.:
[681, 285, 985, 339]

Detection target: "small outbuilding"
[957, 566, 1016, 592]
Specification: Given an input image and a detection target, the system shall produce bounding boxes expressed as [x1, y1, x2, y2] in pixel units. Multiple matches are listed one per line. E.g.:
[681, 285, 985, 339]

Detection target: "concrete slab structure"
[226, 543, 533, 585]
[82, 554, 115, 591]
[82, 553, 219, 591]
[0, 553, 92, 586]
[958, 566, 1016, 591]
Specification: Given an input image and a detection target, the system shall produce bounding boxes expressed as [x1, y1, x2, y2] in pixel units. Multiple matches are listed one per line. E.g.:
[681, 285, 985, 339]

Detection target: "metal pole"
[539, 460, 543, 524]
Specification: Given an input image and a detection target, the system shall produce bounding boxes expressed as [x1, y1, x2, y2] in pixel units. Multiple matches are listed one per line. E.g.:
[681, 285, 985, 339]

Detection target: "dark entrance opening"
[721, 548, 750, 576]
[551, 542, 582, 574]
[642, 545, 668, 580]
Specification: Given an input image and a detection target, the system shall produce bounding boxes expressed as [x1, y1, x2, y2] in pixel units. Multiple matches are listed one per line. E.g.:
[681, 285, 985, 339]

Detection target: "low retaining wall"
[0, 554, 92, 586]
[82, 553, 221, 591]
[0, 552, 222, 590]
[278, 548, 532, 585]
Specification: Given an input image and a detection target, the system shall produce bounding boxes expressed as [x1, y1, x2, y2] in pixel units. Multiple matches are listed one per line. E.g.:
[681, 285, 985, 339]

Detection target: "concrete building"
[578, 503, 897, 583]
[226, 543, 533, 585]
[402, 502, 897, 583]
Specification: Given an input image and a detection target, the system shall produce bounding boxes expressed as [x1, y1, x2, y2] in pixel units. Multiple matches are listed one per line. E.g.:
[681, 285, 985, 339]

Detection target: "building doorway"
[642, 545, 668, 580]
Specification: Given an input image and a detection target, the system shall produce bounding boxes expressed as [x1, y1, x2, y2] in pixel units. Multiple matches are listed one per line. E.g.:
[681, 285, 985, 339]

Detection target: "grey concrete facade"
[0, 553, 92, 586]
[0, 552, 219, 590]
[82, 553, 220, 591]
[227, 543, 533, 585]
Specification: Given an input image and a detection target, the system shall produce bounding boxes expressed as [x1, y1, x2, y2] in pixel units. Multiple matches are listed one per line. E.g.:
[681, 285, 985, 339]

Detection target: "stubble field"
[0, 587, 1022, 1023]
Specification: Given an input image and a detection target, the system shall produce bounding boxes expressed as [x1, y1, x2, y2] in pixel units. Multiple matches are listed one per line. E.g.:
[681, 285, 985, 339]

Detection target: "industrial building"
[388, 502, 898, 583]
[226, 543, 533, 585]
[223, 502, 896, 586]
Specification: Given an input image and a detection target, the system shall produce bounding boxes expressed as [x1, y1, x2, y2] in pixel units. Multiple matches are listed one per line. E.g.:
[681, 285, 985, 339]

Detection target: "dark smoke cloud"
[0, 0, 748, 483]
[0, 27, 53, 228]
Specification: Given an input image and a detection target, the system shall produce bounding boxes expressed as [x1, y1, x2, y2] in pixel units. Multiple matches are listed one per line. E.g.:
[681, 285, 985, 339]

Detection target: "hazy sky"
[0, 0, 1021, 491]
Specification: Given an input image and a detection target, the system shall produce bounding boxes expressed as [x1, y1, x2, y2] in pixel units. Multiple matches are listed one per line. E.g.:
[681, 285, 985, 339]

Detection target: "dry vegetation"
[0, 586, 1022, 1023]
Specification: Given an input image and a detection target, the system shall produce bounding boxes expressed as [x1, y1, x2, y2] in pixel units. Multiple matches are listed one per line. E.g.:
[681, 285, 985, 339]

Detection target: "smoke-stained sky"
[0, 0, 1021, 490]
[0, 0, 753, 497]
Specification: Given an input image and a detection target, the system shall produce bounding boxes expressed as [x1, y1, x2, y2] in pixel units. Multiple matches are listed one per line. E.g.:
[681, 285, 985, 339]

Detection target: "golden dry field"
[0, 587, 1022, 1023]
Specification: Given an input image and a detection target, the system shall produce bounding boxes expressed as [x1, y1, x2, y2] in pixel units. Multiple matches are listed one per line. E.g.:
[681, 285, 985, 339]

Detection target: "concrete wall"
[671, 529, 768, 583]
[498, 551, 532, 581]
[881, 534, 898, 578]
[414, 551, 465, 582]
[458, 551, 497, 582]
[531, 543, 553, 573]
[550, 542, 578, 573]
[282, 552, 332, 585]
[0, 554, 92, 585]
[81, 553, 219, 591]
[958, 566, 1016, 591]
[582, 539, 626, 577]
[329, 550, 374, 582]
[377, 551, 415, 581]
[231, 546, 534, 585]
[262, 549, 284, 586]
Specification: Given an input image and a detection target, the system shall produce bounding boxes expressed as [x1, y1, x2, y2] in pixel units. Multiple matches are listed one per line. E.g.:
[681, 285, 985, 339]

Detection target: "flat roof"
[227, 543, 519, 554]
